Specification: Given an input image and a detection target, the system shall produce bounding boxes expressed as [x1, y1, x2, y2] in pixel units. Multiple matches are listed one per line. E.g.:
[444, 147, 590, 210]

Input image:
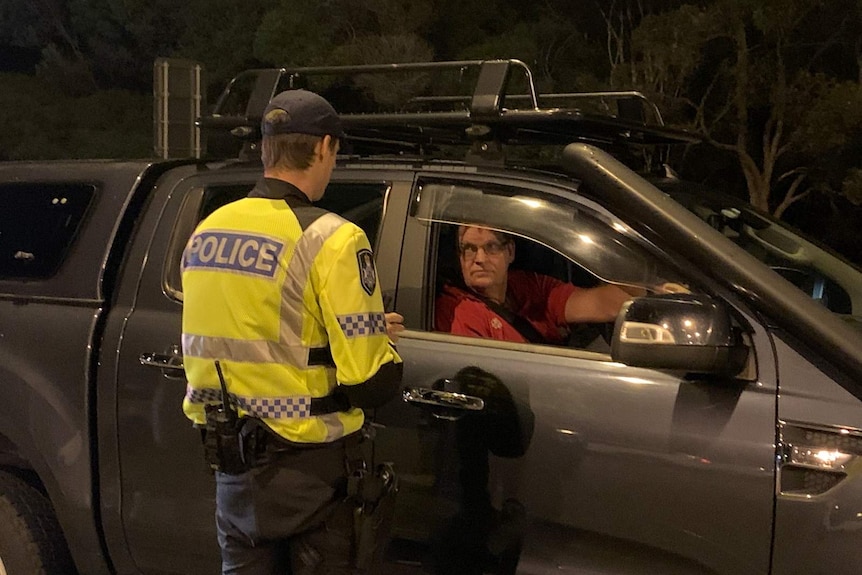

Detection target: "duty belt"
[241, 418, 365, 458]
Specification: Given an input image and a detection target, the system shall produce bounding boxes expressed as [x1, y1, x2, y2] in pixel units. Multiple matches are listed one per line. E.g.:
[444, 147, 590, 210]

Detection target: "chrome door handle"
[139, 346, 185, 379]
[402, 387, 485, 411]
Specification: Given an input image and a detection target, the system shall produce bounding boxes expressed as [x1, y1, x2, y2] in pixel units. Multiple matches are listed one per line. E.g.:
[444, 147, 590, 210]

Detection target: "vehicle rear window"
[0, 183, 95, 279]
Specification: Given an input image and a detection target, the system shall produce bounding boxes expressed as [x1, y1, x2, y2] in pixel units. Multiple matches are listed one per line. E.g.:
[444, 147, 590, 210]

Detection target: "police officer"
[181, 89, 403, 574]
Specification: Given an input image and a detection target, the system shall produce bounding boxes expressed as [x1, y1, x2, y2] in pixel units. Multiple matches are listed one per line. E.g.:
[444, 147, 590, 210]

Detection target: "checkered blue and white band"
[186, 387, 314, 418]
[337, 312, 387, 338]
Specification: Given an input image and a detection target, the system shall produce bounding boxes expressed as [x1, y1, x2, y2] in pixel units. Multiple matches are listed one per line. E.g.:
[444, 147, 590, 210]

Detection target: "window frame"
[403, 174, 693, 348]
[0, 182, 97, 280]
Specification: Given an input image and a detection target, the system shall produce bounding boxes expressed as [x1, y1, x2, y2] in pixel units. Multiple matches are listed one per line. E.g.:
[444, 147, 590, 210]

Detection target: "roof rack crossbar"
[243, 69, 281, 117]
[269, 59, 510, 75]
[405, 91, 664, 125]
[199, 58, 700, 160]
[536, 91, 664, 125]
[471, 59, 538, 115]
[213, 59, 538, 120]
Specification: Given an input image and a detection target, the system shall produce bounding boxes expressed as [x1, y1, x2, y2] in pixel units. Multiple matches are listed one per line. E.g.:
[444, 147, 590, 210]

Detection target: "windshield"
[656, 179, 862, 326]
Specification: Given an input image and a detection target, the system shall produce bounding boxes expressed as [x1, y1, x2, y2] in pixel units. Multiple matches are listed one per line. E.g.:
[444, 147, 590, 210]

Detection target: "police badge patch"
[356, 248, 377, 295]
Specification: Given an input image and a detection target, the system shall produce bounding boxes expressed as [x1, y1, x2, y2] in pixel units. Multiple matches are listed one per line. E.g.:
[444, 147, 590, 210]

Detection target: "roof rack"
[198, 59, 699, 161]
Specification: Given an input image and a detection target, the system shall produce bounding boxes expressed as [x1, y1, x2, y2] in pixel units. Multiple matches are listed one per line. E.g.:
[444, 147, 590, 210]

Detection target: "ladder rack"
[198, 59, 699, 159]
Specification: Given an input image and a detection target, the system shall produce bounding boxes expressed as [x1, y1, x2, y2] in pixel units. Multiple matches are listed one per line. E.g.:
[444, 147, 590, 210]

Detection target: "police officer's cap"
[262, 89, 345, 139]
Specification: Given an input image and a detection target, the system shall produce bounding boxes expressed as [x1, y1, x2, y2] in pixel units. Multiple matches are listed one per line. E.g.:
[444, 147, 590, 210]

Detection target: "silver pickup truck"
[1, 60, 860, 575]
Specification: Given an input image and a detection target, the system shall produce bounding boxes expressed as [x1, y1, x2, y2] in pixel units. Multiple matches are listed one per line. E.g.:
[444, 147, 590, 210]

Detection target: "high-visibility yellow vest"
[181, 192, 400, 443]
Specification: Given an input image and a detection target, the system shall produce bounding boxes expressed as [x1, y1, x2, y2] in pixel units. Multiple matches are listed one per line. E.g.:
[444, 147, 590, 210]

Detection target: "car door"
[375, 174, 778, 575]
[108, 166, 412, 574]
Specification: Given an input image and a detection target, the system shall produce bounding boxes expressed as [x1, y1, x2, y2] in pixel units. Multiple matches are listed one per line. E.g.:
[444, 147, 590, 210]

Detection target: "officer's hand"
[385, 312, 405, 343]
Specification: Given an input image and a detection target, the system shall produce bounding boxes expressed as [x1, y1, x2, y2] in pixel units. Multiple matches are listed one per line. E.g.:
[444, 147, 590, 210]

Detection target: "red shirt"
[435, 270, 577, 344]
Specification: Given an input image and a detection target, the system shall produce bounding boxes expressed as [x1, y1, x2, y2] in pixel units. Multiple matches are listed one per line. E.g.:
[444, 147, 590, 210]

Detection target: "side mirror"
[611, 293, 749, 376]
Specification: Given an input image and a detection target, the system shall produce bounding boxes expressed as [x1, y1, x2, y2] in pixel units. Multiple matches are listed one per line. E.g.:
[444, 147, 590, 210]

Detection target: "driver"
[435, 225, 646, 345]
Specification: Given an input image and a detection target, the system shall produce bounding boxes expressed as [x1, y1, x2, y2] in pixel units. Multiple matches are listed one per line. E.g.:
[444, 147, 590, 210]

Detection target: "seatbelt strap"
[478, 297, 547, 344]
[445, 278, 548, 344]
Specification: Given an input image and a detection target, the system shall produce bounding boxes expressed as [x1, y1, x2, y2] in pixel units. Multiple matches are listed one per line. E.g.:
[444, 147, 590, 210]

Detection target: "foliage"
[1, 0, 860, 263]
[254, 0, 435, 68]
[174, 0, 276, 100]
[792, 75, 862, 154]
[620, 4, 722, 95]
[609, 0, 862, 220]
[0, 0, 44, 48]
[253, 1, 332, 68]
[844, 169, 862, 205]
[0, 73, 151, 160]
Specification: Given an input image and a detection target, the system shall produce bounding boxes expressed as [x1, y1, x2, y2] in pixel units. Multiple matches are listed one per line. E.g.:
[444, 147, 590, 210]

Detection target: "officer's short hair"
[261, 133, 337, 170]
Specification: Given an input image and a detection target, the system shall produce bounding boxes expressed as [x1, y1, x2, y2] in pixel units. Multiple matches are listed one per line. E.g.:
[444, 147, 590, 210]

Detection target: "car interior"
[430, 222, 614, 350]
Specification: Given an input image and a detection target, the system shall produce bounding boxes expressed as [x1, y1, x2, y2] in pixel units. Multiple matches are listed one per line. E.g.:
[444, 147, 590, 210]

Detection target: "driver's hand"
[385, 312, 405, 343]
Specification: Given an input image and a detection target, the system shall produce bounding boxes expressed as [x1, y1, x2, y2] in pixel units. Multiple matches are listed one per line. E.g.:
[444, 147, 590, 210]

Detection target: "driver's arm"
[562, 281, 690, 324]
[563, 284, 638, 324]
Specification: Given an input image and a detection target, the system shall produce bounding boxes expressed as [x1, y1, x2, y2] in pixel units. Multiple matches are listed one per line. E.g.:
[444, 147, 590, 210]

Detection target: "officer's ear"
[315, 136, 328, 160]
[318, 135, 338, 159]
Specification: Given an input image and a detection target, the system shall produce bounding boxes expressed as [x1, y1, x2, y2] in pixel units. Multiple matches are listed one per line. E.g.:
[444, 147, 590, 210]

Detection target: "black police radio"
[202, 360, 248, 475]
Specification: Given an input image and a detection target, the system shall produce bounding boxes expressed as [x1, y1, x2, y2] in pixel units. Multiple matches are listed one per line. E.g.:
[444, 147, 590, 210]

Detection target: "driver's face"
[459, 227, 514, 295]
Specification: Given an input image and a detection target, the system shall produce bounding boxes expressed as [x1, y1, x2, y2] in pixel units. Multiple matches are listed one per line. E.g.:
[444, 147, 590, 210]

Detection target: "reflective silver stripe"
[186, 389, 351, 439]
[182, 213, 351, 368]
[182, 333, 323, 368]
[319, 413, 346, 441]
[280, 212, 349, 349]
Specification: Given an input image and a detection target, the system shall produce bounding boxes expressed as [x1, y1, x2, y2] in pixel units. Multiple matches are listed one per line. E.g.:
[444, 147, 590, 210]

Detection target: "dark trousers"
[215, 437, 358, 575]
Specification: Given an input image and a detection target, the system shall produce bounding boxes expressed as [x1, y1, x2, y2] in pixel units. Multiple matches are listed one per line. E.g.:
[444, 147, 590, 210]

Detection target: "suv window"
[417, 179, 690, 349]
[415, 180, 680, 287]
[0, 183, 95, 279]
[662, 183, 862, 317]
[414, 182, 679, 287]
[166, 180, 389, 299]
[432, 222, 619, 350]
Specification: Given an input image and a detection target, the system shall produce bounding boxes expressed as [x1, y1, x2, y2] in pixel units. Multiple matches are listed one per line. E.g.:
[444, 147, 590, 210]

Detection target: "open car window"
[431, 221, 620, 351]
[415, 179, 683, 290]
[416, 178, 692, 350]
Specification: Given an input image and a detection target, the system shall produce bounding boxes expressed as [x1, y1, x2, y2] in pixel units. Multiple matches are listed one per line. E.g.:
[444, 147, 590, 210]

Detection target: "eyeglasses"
[459, 240, 508, 259]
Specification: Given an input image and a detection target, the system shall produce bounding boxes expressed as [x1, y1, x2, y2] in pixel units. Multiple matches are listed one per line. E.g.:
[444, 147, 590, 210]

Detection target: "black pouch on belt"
[349, 461, 399, 572]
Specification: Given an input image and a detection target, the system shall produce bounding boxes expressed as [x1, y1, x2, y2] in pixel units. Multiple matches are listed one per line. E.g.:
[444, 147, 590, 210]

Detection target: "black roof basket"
[198, 59, 700, 160]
